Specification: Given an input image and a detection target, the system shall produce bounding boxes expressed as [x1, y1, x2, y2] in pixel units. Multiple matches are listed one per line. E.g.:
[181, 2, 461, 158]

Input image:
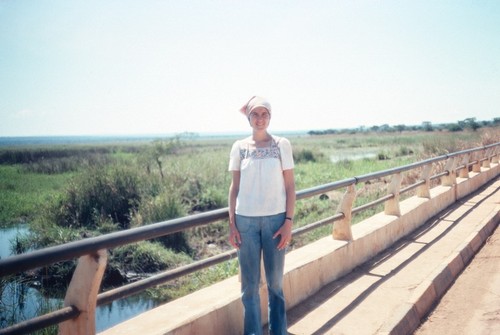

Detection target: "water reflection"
[0, 225, 26, 259]
[0, 226, 160, 332]
[96, 295, 158, 331]
[1, 279, 61, 329]
[330, 151, 377, 162]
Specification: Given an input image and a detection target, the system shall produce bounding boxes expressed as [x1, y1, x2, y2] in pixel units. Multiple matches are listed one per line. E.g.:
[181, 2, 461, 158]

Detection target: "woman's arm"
[228, 170, 241, 248]
[275, 168, 295, 250]
[283, 168, 296, 220]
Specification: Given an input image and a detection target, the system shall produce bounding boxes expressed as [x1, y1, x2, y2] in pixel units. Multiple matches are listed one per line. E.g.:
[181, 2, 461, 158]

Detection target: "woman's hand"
[274, 219, 292, 250]
[228, 224, 241, 249]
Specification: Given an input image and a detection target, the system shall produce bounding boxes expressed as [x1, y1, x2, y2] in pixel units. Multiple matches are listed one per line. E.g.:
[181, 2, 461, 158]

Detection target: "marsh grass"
[148, 258, 240, 301]
[0, 166, 74, 225]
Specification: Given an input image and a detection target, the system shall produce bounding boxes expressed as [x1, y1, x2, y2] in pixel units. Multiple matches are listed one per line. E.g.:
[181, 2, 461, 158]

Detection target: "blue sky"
[1, 0, 499, 136]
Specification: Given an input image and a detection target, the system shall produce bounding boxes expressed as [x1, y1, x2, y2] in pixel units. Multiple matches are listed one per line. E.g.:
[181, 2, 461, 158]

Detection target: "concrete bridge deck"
[286, 178, 499, 335]
[414, 220, 500, 335]
[101, 174, 499, 335]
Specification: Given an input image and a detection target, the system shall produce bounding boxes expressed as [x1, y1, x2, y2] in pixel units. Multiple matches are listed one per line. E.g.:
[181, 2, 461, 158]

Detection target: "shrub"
[480, 129, 500, 145]
[21, 221, 83, 251]
[52, 165, 142, 230]
[422, 135, 469, 155]
[377, 151, 390, 160]
[294, 148, 325, 163]
[192, 185, 226, 212]
[396, 146, 414, 157]
[447, 124, 463, 132]
[111, 241, 191, 274]
[131, 193, 191, 254]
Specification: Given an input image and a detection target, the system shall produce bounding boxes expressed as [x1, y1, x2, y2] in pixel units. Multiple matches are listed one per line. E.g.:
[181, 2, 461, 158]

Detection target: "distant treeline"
[308, 117, 500, 136]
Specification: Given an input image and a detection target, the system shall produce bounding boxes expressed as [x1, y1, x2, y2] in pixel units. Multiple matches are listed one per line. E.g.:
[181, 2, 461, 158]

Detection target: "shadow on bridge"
[286, 179, 499, 335]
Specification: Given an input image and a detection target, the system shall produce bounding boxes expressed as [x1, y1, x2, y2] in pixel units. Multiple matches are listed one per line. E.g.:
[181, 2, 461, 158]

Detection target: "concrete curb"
[379, 209, 499, 335]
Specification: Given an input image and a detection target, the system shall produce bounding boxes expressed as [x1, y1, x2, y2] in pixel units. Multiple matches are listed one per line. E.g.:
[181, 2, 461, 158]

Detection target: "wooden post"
[441, 157, 457, 186]
[59, 249, 107, 335]
[385, 172, 401, 216]
[333, 184, 355, 241]
[417, 164, 432, 198]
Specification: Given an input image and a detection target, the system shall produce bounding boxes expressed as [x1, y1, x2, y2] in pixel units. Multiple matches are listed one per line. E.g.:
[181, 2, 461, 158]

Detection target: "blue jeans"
[236, 213, 287, 335]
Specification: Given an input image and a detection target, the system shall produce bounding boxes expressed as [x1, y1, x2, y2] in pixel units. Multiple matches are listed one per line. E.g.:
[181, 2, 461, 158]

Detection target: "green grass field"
[0, 165, 74, 225]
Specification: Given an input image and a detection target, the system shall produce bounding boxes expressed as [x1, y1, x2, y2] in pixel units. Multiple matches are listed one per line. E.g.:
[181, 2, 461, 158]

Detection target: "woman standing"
[228, 96, 296, 335]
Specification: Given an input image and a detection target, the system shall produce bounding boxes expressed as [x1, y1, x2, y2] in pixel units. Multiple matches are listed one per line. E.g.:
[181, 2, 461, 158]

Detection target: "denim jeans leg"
[236, 215, 263, 335]
[262, 213, 287, 335]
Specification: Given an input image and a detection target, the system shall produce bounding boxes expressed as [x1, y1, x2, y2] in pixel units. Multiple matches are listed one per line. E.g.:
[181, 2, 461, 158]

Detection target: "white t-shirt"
[228, 136, 294, 217]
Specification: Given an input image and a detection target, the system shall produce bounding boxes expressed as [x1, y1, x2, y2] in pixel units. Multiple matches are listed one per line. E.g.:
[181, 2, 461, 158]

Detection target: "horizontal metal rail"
[0, 306, 79, 335]
[0, 208, 229, 277]
[97, 249, 238, 306]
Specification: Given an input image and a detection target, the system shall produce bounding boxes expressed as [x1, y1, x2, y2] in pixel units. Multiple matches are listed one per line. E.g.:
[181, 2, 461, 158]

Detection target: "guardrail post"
[482, 148, 491, 168]
[417, 164, 432, 198]
[472, 150, 482, 172]
[492, 146, 499, 164]
[333, 184, 355, 241]
[458, 153, 470, 178]
[385, 172, 401, 216]
[441, 157, 457, 186]
[59, 249, 107, 335]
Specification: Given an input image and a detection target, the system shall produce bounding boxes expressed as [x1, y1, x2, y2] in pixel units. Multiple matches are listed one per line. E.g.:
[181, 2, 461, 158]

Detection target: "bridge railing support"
[385, 172, 402, 216]
[492, 146, 499, 164]
[458, 154, 470, 179]
[333, 184, 355, 241]
[472, 151, 482, 172]
[483, 148, 492, 168]
[59, 249, 107, 335]
[417, 164, 432, 198]
[442, 156, 457, 186]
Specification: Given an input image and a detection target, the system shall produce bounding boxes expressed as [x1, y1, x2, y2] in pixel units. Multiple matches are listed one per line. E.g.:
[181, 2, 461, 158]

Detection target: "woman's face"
[248, 106, 271, 130]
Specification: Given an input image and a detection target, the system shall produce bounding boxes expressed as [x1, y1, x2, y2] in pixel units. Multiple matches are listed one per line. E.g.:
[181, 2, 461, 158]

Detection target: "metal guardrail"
[0, 142, 498, 335]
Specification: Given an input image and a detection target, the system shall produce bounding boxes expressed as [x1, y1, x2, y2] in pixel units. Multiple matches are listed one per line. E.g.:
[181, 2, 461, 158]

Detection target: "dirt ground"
[414, 223, 500, 335]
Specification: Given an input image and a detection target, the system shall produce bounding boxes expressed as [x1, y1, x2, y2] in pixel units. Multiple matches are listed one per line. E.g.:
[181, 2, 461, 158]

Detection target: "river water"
[0, 226, 158, 332]
[330, 151, 378, 162]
